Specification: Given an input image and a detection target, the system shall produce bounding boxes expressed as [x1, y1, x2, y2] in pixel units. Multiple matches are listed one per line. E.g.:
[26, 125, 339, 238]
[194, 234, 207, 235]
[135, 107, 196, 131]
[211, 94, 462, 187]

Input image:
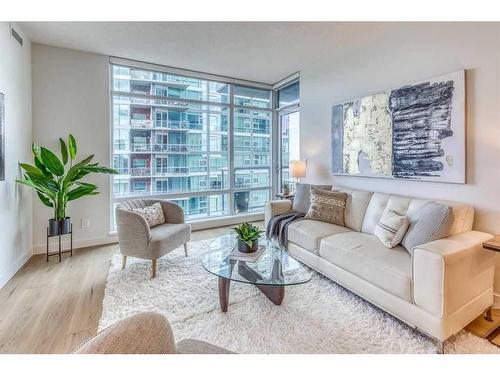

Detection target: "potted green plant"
[282, 182, 290, 195]
[16, 134, 118, 236]
[233, 222, 264, 253]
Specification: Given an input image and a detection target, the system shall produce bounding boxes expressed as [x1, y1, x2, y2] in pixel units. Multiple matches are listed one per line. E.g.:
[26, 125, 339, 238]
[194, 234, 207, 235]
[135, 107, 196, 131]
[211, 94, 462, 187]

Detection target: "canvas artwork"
[331, 70, 465, 183]
[0, 93, 4, 181]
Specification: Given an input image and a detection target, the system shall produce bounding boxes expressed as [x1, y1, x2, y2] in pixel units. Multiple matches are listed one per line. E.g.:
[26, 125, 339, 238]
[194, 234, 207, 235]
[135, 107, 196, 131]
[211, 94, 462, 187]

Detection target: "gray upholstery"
[75, 312, 232, 354]
[116, 199, 191, 261]
[176, 339, 234, 354]
[401, 202, 454, 254]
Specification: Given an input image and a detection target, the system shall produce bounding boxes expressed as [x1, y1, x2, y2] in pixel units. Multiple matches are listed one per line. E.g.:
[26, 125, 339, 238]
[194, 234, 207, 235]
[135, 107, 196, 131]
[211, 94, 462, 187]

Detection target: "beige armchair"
[116, 199, 191, 278]
[74, 312, 233, 354]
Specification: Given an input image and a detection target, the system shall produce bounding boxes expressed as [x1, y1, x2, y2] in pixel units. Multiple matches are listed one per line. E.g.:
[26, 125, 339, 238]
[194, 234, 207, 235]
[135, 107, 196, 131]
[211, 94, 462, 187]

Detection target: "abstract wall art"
[331, 70, 465, 183]
[0, 93, 4, 181]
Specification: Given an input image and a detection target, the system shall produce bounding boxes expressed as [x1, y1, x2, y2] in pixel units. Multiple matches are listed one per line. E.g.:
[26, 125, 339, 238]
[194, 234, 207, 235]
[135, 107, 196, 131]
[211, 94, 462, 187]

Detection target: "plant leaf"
[68, 134, 77, 160]
[19, 163, 44, 177]
[36, 192, 54, 207]
[59, 138, 68, 165]
[40, 147, 65, 176]
[67, 185, 98, 201]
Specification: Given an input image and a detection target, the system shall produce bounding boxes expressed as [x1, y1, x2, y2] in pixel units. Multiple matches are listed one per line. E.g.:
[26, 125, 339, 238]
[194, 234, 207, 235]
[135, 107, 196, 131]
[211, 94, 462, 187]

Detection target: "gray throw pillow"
[292, 183, 332, 214]
[401, 202, 454, 254]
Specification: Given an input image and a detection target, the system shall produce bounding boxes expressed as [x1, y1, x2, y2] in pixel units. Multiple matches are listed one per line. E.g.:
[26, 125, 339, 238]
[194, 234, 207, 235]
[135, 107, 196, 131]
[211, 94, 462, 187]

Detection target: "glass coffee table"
[202, 235, 311, 312]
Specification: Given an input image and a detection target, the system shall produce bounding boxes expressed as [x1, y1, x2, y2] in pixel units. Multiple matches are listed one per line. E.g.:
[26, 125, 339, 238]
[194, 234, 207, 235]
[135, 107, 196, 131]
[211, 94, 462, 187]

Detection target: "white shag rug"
[99, 237, 500, 354]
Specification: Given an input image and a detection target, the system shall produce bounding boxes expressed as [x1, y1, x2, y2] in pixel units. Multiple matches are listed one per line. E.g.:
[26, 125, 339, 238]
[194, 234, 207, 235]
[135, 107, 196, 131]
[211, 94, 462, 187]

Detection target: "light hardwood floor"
[0, 220, 498, 353]
[0, 222, 258, 354]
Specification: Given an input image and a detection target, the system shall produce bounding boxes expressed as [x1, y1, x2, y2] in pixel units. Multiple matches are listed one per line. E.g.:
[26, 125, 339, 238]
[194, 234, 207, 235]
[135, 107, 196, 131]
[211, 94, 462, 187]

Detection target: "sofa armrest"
[159, 200, 185, 224]
[264, 200, 293, 228]
[412, 231, 495, 318]
[116, 208, 151, 256]
[75, 313, 176, 354]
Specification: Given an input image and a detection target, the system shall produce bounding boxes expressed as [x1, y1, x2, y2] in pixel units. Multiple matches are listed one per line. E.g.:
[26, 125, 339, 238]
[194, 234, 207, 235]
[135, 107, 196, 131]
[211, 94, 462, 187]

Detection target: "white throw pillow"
[132, 203, 166, 228]
[374, 208, 410, 248]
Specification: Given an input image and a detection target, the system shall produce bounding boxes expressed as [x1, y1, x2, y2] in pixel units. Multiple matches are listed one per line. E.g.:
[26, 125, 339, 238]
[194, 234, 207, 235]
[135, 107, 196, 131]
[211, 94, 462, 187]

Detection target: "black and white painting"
[0, 93, 4, 181]
[331, 70, 465, 183]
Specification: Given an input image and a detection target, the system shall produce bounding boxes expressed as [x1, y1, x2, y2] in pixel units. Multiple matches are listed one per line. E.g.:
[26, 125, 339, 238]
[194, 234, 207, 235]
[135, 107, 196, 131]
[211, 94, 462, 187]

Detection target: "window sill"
[108, 211, 264, 236]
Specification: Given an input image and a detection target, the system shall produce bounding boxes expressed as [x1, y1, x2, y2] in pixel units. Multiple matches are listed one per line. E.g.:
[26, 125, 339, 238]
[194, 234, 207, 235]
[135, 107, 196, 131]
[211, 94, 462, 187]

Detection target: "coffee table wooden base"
[218, 276, 285, 312]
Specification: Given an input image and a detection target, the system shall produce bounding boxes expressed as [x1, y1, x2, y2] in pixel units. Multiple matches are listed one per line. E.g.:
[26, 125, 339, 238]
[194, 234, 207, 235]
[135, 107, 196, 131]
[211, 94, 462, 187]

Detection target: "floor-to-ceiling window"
[276, 80, 300, 190]
[110, 62, 272, 227]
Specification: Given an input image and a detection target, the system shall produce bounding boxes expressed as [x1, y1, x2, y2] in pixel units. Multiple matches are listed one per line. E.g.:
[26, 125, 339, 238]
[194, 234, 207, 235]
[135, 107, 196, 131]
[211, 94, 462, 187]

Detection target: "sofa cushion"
[332, 187, 373, 231]
[287, 219, 352, 253]
[319, 232, 412, 301]
[292, 183, 332, 214]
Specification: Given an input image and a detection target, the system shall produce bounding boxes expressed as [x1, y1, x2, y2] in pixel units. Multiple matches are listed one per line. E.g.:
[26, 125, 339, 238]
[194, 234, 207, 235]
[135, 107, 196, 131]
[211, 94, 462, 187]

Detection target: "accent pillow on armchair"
[131, 202, 166, 228]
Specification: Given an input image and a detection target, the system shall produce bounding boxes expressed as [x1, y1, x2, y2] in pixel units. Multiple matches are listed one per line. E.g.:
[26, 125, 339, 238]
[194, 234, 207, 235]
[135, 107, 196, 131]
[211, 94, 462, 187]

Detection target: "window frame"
[109, 61, 273, 228]
[273, 78, 300, 193]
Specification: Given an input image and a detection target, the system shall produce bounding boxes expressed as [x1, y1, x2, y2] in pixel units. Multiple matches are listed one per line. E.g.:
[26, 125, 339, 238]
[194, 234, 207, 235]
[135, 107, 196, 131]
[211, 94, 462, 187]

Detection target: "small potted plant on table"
[234, 222, 264, 253]
[17, 134, 117, 236]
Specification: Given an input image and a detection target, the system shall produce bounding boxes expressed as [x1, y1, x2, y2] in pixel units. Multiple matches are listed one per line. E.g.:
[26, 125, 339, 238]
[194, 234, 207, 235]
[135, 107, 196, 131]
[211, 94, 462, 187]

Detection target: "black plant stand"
[46, 224, 73, 262]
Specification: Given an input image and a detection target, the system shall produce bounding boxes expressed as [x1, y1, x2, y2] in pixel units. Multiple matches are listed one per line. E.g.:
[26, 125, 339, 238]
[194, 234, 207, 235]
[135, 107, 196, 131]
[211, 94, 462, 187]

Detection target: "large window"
[111, 64, 272, 225]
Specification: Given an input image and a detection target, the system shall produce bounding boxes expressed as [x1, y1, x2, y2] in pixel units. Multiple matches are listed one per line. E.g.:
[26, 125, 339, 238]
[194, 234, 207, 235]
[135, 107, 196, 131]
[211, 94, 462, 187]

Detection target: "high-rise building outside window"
[110, 64, 272, 227]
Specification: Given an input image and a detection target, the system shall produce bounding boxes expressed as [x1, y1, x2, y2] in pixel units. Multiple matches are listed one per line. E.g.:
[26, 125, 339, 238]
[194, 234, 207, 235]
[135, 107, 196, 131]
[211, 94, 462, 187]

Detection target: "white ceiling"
[19, 22, 381, 84]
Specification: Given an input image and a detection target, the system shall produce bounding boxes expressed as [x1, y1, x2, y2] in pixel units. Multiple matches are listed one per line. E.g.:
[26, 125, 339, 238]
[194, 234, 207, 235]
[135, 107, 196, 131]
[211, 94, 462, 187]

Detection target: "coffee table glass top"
[202, 235, 311, 286]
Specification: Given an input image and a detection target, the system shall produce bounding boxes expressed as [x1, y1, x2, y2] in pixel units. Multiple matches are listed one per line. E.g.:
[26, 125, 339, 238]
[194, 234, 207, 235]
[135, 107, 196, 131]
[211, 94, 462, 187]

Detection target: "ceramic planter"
[48, 217, 71, 236]
[237, 238, 258, 253]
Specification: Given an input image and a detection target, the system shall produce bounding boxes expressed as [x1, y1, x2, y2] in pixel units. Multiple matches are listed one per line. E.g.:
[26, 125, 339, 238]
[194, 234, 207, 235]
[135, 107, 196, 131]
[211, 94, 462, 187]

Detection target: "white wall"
[299, 23, 500, 302]
[0, 23, 33, 288]
[31, 44, 113, 252]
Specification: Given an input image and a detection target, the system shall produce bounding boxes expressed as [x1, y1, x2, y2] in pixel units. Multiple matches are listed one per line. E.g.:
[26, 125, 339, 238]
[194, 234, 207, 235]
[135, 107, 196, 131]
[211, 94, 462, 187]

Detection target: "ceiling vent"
[10, 24, 23, 47]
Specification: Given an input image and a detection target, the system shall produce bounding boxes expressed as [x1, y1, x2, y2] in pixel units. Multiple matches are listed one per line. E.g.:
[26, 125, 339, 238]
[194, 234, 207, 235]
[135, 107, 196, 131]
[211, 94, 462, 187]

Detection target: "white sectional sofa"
[265, 187, 495, 343]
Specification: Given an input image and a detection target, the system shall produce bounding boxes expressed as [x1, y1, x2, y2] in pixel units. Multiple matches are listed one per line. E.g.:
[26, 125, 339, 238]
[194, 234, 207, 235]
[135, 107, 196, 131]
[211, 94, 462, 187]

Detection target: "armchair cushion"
[148, 223, 191, 259]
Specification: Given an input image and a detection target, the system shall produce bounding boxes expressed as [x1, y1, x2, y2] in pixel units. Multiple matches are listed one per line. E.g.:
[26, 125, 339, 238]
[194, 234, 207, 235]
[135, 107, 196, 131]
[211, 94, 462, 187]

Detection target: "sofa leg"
[151, 259, 157, 279]
[484, 306, 494, 322]
[184, 242, 188, 257]
[122, 255, 127, 270]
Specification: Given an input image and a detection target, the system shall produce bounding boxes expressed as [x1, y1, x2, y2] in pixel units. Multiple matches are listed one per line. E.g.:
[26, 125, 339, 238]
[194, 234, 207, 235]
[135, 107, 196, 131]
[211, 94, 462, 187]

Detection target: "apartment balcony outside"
[131, 143, 151, 152]
[152, 143, 190, 153]
[131, 167, 151, 177]
[130, 119, 153, 128]
[130, 70, 193, 88]
[154, 120, 188, 130]
[152, 166, 208, 176]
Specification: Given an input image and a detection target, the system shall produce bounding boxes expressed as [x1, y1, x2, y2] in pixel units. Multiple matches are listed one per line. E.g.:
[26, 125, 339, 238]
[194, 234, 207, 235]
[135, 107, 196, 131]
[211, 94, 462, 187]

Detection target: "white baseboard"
[32, 213, 264, 255]
[0, 251, 31, 289]
[32, 234, 118, 255]
[494, 293, 500, 308]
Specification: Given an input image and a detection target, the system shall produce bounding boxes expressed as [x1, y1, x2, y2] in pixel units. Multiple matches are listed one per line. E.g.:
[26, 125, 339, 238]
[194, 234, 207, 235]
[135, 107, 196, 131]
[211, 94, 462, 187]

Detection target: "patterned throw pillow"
[374, 208, 410, 248]
[132, 203, 166, 228]
[305, 188, 348, 226]
[292, 183, 333, 214]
